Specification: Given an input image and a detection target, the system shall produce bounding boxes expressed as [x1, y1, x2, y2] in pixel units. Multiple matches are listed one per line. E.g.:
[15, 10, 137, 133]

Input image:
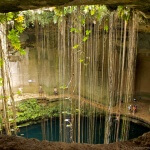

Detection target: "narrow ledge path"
[13, 93, 150, 125]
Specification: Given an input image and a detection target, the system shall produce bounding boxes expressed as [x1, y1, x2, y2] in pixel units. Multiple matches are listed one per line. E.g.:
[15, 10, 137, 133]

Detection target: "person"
[135, 105, 137, 112]
[132, 105, 136, 115]
[54, 87, 58, 95]
[39, 85, 44, 97]
[128, 105, 132, 113]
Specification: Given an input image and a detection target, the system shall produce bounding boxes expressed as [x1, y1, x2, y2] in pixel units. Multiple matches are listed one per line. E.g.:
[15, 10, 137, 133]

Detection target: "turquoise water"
[18, 116, 150, 144]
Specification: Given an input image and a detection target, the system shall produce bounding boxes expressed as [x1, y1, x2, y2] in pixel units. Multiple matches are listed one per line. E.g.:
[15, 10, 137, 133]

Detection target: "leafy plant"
[70, 27, 80, 33]
[17, 90, 22, 96]
[15, 99, 61, 124]
[83, 36, 88, 42]
[86, 30, 91, 36]
[0, 59, 3, 67]
[8, 29, 21, 50]
[0, 78, 3, 86]
[22, 5, 109, 26]
[79, 59, 84, 63]
[60, 85, 68, 89]
[7, 14, 26, 55]
[0, 12, 26, 55]
[73, 44, 79, 49]
[117, 6, 131, 21]
[104, 25, 109, 32]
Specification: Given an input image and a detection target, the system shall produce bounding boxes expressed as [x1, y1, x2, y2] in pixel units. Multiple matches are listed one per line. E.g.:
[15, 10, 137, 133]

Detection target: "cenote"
[0, 3, 150, 149]
[18, 116, 150, 144]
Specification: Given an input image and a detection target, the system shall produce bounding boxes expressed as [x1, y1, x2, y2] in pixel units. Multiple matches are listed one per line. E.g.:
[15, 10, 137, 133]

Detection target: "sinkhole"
[18, 115, 150, 144]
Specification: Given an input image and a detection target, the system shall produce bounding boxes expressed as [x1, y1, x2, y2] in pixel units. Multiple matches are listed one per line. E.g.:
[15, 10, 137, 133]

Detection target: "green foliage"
[8, 14, 26, 55]
[60, 85, 68, 89]
[7, 29, 26, 55]
[53, 15, 58, 24]
[117, 6, 130, 21]
[54, 8, 64, 17]
[16, 99, 41, 122]
[62, 111, 71, 115]
[0, 116, 2, 124]
[24, 5, 108, 26]
[70, 27, 80, 33]
[23, 10, 54, 27]
[8, 29, 21, 50]
[64, 6, 76, 15]
[81, 18, 85, 25]
[0, 14, 6, 23]
[0, 78, 3, 86]
[53, 6, 77, 24]
[23, 11, 36, 27]
[73, 44, 79, 49]
[19, 49, 26, 55]
[16, 99, 60, 123]
[15, 24, 25, 33]
[104, 25, 109, 32]
[95, 5, 109, 22]
[0, 58, 3, 68]
[91, 9, 95, 16]
[0, 12, 26, 55]
[21, 5, 134, 30]
[0, 12, 15, 23]
[53, 8, 64, 24]
[79, 59, 84, 63]
[85, 30, 91, 36]
[83, 36, 88, 42]
[81, 5, 109, 22]
[17, 90, 22, 96]
[6, 12, 14, 21]
[38, 11, 54, 26]
[13, 98, 103, 125]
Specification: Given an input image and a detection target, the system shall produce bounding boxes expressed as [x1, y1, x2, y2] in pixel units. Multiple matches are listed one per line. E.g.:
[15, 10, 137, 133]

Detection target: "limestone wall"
[135, 32, 150, 100]
[10, 27, 150, 101]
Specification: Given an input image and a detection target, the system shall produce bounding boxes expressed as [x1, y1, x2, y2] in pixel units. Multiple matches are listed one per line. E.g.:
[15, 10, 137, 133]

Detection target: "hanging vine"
[0, 11, 26, 135]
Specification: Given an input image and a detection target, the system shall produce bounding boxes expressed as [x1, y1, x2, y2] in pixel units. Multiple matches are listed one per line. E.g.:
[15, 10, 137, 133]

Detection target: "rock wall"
[9, 25, 150, 101]
[135, 32, 150, 99]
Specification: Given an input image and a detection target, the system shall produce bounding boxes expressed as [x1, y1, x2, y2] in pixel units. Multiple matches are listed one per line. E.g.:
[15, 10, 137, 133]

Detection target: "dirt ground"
[0, 132, 149, 150]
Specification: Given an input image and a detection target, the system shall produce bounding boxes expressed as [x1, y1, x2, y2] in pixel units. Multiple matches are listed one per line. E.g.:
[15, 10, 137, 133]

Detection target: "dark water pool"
[18, 116, 150, 144]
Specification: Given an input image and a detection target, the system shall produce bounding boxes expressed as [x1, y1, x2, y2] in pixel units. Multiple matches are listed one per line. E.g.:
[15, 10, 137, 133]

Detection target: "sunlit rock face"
[0, 0, 150, 14]
[135, 32, 150, 99]
[12, 29, 149, 100]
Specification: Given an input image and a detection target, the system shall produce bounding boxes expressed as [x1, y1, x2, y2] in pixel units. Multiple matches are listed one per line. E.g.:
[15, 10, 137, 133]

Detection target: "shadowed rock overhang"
[0, 0, 150, 15]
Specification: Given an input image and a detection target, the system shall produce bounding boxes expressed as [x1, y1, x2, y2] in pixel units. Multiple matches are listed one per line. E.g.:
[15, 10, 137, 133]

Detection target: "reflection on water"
[18, 116, 150, 144]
